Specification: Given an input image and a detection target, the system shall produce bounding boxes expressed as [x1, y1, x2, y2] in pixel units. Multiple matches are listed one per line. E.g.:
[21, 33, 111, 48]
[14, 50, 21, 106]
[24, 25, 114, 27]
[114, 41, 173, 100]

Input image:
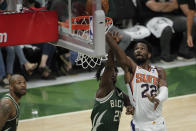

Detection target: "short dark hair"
[95, 62, 118, 81]
[132, 39, 152, 54]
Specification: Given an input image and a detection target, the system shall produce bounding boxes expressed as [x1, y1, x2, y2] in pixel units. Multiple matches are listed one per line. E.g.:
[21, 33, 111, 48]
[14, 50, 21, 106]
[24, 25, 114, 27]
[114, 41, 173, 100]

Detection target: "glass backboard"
[52, 0, 107, 57]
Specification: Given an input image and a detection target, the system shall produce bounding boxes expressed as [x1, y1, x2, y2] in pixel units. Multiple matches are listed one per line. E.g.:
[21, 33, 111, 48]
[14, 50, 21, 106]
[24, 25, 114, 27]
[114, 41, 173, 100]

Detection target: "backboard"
[52, 0, 107, 57]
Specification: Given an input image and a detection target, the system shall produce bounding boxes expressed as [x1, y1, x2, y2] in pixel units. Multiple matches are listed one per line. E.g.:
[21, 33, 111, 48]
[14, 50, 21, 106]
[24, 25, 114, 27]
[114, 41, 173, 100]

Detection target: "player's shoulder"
[155, 66, 165, 73]
[0, 98, 13, 113]
[154, 66, 167, 79]
[0, 97, 13, 107]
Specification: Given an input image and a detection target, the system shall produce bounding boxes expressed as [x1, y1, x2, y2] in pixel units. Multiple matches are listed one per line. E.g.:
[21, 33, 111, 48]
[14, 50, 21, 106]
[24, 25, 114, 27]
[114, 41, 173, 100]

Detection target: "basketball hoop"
[58, 16, 113, 69]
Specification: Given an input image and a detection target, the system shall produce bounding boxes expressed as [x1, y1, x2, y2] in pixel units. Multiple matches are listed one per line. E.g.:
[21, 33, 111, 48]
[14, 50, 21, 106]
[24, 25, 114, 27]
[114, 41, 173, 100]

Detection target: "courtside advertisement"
[0, 11, 58, 47]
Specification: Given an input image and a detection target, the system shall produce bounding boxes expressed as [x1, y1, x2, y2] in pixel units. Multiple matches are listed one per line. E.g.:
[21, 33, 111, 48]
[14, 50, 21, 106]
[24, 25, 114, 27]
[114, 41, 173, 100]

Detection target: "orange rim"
[58, 16, 113, 30]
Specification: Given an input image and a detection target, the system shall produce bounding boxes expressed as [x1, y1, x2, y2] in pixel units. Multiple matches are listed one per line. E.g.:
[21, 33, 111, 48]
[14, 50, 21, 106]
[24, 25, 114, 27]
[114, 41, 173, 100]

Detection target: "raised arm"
[0, 99, 12, 130]
[157, 67, 168, 87]
[106, 32, 137, 76]
[96, 50, 115, 98]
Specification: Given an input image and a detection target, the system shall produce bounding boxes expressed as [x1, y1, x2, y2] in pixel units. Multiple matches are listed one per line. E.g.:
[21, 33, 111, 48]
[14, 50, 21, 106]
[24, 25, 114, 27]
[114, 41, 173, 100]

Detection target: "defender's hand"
[146, 93, 160, 110]
[111, 31, 123, 43]
[126, 105, 135, 115]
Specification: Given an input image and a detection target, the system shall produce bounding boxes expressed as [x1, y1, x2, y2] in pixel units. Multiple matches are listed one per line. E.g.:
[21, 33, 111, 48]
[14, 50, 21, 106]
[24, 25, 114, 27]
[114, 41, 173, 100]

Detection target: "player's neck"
[139, 61, 151, 71]
[9, 92, 21, 103]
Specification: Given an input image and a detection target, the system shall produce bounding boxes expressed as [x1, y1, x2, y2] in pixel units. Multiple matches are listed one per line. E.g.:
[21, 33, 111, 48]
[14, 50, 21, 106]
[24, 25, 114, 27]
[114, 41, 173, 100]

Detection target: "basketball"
[101, 0, 109, 14]
[86, 0, 109, 15]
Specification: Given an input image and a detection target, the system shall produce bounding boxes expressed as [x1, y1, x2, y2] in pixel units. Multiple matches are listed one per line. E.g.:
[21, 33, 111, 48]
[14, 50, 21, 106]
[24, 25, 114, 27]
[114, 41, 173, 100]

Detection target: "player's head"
[96, 63, 118, 84]
[9, 74, 27, 98]
[132, 39, 152, 65]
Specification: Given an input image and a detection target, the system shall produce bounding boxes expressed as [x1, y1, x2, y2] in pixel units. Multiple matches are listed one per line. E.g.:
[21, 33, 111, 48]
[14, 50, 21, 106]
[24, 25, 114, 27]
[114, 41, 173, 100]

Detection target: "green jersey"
[2, 94, 20, 131]
[91, 88, 125, 131]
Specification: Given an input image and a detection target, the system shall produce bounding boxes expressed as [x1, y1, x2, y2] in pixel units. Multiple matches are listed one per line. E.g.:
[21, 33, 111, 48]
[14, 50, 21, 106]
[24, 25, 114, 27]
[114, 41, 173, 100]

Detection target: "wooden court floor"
[18, 94, 196, 131]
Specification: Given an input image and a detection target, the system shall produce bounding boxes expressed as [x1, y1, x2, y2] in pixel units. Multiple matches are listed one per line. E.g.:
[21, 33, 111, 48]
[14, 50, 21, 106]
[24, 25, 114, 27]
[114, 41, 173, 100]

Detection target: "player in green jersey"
[0, 74, 27, 131]
[91, 33, 134, 131]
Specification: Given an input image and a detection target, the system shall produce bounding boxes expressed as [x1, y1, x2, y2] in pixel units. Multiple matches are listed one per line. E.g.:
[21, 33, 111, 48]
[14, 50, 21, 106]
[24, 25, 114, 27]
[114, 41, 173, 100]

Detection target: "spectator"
[47, 0, 68, 21]
[187, 0, 196, 48]
[0, 0, 7, 10]
[23, 0, 57, 79]
[138, 0, 178, 62]
[164, 0, 196, 58]
[0, 1, 38, 80]
[141, 0, 195, 60]
[0, 48, 7, 87]
[14, 46, 38, 76]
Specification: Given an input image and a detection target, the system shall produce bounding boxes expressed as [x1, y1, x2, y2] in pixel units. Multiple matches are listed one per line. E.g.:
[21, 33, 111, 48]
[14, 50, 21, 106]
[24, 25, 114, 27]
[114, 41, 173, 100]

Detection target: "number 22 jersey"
[127, 66, 162, 125]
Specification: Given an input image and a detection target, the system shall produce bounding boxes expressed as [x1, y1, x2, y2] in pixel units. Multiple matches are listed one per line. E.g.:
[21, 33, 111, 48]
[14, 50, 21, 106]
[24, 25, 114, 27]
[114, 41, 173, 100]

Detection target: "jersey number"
[141, 84, 157, 98]
[113, 110, 121, 122]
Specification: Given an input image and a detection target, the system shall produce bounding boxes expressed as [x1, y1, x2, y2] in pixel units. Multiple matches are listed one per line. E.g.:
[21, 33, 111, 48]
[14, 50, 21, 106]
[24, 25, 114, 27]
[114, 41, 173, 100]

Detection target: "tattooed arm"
[0, 99, 12, 130]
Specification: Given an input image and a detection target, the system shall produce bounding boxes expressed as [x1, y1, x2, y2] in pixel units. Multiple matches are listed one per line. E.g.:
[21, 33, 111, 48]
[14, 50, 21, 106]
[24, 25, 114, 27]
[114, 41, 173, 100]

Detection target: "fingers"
[187, 36, 194, 48]
[146, 93, 160, 110]
[188, 41, 194, 48]
[154, 100, 159, 110]
[126, 106, 135, 115]
[145, 93, 154, 102]
[107, 30, 122, 43]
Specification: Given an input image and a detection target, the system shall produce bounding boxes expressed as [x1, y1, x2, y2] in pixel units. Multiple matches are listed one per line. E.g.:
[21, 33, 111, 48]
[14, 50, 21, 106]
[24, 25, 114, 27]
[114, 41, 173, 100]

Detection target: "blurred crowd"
[0, 0, 195, 88]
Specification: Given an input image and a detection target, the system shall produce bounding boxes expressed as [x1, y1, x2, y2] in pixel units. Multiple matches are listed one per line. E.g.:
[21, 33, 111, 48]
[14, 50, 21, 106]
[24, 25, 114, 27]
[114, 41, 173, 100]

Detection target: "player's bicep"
[127, 56, 137, 74]
[0, 100, 12, 129]
[100, 67, 113, 87]
[158, 68, 168, 87]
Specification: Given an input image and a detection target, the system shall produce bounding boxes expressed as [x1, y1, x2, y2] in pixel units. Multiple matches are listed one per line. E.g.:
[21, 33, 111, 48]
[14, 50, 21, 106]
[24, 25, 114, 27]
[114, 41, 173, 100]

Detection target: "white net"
[75, 53, 108, 69]
[68, 16, 113, 69]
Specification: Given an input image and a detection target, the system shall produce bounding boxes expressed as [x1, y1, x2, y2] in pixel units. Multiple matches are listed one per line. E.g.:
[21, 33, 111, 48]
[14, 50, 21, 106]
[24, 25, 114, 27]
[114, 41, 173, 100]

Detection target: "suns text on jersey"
[136, 73, 158, 86]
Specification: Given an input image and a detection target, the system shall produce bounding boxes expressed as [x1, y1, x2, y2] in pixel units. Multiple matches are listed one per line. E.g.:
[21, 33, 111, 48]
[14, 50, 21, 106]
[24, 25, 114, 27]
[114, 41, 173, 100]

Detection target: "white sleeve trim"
[96, 90, 114, 104]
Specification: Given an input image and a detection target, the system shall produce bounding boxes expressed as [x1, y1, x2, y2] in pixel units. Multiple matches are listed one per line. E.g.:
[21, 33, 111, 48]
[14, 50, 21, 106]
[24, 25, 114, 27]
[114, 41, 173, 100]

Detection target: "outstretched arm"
[106, 32, 137, 78]
[96, 50, 115, 98]
[0, 99, 12, 130]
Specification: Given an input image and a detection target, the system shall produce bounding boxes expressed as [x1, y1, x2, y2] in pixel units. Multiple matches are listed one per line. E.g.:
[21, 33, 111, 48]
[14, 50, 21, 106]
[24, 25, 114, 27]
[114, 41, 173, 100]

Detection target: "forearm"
[106, 49, 114, 69]
[147, 0, 177, 12]
[180, 4, 190, 16]
[187, 10, 195, 37]
[0, 119, 6, 130]
[146, 1, 168, 12]
[123, 93, 131, 107]
[106, 34, 128, 68]
[161, 1, 178, 12]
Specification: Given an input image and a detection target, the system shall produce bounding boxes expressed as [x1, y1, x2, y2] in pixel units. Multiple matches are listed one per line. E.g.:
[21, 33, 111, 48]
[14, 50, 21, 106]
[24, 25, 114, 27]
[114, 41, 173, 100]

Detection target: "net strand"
[60, 16, 113, 69]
